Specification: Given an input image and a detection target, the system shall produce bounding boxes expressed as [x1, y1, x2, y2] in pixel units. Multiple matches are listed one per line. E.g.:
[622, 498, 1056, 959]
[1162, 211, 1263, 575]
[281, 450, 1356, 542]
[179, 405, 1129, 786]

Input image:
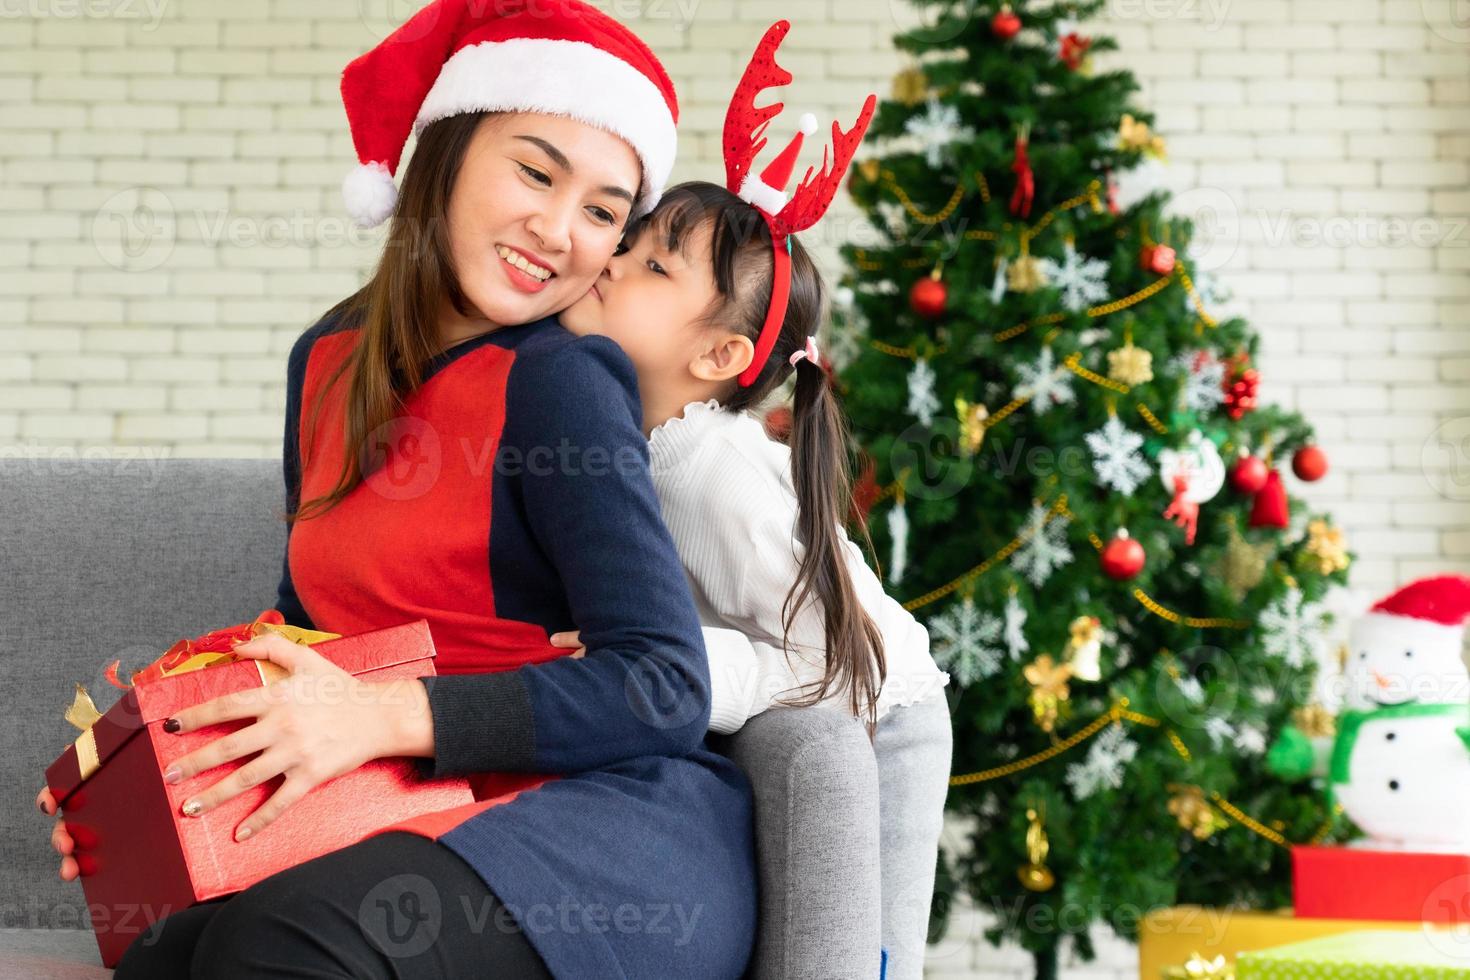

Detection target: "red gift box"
[1293, 845, 1470, 924]
[45, 618, 475, 968]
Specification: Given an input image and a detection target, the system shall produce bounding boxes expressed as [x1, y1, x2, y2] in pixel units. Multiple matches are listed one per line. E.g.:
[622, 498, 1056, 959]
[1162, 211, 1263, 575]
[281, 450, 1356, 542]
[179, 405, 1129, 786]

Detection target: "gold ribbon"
[1165, 953, 1234, 980]
[74, 728, 101, 782]
[64, 624, 331, 784]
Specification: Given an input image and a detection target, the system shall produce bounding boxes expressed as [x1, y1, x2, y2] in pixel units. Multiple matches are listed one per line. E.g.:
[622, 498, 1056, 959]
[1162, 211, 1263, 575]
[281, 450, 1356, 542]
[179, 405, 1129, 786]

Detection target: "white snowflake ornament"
[1065, 723, 1137, 799]
[1175, 674, 1205, 704]
[1085, 413, 1151, 494]
[907, 357, 940, 426]
[928, 597, 1006, 686]
[1204, 716, 1237, 749]
[1037, 241, 1109, 313]
[1003, 591, 1029, 660]
[1261, 586, 1329, 669]
[1172, 349, 1227, 413]
[1014, 347, 1077, 416]
[1237, 725, 1267, 756]
[827, 306, 867, 372]
[903, 97, 972, 169]
[1011, 503, 1074, 587]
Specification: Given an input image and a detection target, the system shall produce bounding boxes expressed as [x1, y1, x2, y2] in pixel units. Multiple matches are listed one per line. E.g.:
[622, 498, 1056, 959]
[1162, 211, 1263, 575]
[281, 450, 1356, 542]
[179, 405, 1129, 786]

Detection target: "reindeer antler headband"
[723, 21, 877, 387]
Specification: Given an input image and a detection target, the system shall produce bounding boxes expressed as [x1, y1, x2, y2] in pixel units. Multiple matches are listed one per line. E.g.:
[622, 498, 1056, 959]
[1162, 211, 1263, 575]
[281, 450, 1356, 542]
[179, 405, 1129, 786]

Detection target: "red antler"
[723, 20, 792, 197]
[769, 93, 877, 236]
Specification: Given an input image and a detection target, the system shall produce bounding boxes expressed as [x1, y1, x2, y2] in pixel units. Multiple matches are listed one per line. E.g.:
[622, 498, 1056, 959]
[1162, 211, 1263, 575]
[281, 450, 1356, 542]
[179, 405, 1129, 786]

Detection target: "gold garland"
[1176, 262, 1218, 329]
[892, 491, 1252, 630]
[857, 266, 1183, 357]
[880, 168, 971, 225]
[994, 270, 1177, 343]
[948, 697, 1345, 849]
[1055, 497, 1251, 629]
[1063, 350, 1130, 393]
[869, 338, 950, 359]
[898, 493, 1070, 611]
[852, 179, 1102, 271]
[1130, 588, 1252, 629]
[950, 697, 1133, 785]
[1137, 403, 1170, 434]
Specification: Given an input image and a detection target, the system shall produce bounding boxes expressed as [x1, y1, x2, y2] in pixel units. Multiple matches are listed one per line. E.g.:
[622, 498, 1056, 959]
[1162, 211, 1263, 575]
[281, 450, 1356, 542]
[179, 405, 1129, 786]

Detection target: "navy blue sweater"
[274, 311, 756, 978]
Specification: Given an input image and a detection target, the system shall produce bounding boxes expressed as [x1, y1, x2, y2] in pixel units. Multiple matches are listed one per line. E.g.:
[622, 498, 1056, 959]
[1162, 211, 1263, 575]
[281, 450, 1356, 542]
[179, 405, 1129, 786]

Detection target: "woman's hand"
[161, 633, 404, 842]
[36, 786, 79, 881]
[549, 631, 586, 658]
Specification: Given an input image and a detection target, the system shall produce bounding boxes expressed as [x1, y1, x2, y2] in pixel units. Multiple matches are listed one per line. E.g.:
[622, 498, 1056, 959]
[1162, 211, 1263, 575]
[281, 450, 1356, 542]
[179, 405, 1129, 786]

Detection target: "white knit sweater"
[648, 398, 951, 735]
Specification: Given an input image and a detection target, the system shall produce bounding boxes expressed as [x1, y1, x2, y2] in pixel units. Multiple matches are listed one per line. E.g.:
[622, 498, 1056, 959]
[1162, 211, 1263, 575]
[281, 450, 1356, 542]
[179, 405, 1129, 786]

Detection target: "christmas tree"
[830, 1, 1354, 975]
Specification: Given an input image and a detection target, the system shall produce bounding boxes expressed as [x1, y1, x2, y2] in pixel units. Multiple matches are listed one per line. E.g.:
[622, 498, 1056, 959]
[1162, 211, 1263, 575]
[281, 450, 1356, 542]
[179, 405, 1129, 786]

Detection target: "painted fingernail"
[235, 826, 252, 842]
[181, 799, 203, 818]
[164, 766, 182, 784]
[163, 718, 181, 733]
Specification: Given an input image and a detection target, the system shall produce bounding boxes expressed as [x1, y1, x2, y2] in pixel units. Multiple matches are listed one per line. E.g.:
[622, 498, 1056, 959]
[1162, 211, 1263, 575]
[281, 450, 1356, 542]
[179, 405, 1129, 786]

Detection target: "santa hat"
[339, 0, 679, 229]
[1371, 575, 1470, 626]
[1354, 574, 1470, 668]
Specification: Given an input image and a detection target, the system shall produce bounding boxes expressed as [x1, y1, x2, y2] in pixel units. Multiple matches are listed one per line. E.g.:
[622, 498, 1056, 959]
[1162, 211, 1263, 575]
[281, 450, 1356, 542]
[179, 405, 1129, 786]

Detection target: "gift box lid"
[46, 619, 437, 804]
[1238, 930, 1470, 980]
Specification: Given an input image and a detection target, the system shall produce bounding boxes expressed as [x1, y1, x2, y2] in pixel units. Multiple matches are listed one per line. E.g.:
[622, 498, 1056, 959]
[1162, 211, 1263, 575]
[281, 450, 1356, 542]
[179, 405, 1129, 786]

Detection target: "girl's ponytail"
[781, 353, 887, 743]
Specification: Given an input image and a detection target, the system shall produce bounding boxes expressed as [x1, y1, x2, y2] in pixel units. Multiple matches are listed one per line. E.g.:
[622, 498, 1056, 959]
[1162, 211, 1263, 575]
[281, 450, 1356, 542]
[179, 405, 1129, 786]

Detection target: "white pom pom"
[798, 112, 818, 136]
[342, 161, 397, 229]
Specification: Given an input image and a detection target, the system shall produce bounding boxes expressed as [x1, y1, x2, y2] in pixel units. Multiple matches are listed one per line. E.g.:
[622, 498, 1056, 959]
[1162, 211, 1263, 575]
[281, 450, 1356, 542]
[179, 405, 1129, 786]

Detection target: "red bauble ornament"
[1140, 243, 1176, 275]
[910, 272, 948, 318]
[763, 405, 793, 443]
[1293, 444, 1329, 482]
[991, 6, 1021, 40]
[1230, 453, 1269, 495]
[1248, 468, 1290, 529]
[1101, 529, 1146, 580]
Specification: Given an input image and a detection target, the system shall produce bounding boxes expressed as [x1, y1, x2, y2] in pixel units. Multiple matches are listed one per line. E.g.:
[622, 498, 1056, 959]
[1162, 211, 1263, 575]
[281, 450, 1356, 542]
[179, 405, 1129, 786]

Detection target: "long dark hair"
[638, 181, 888, 741]
[286, 110, 513, 523]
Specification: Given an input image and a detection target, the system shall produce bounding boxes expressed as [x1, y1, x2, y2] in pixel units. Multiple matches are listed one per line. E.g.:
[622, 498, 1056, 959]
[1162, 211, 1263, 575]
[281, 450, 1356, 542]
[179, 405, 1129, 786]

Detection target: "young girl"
[549, 44, 953, 973]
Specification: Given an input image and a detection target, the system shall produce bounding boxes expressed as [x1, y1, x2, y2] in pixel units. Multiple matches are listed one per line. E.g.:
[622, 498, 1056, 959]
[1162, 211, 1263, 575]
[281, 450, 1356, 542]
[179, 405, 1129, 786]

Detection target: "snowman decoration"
[1330, 575, 1470, 853]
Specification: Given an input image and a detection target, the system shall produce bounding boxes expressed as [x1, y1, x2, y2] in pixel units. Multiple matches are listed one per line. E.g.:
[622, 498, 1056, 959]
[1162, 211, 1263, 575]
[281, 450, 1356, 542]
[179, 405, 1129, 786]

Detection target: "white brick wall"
[1, 1, 1467, 975]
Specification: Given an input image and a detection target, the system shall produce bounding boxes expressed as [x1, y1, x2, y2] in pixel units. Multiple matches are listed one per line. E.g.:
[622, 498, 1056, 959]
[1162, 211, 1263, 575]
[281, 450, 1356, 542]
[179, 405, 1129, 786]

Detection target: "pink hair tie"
[788, 335, 820, 369]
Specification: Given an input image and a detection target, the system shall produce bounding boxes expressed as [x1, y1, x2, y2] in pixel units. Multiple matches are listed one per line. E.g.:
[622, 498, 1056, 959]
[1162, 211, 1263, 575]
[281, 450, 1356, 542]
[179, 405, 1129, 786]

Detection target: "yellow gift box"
[1141, 907, 1462, 980]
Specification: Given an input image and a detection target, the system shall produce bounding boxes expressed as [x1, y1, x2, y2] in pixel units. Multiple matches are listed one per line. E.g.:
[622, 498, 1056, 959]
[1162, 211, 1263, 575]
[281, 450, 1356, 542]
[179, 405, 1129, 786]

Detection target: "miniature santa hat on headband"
[339, 0, 679, 228]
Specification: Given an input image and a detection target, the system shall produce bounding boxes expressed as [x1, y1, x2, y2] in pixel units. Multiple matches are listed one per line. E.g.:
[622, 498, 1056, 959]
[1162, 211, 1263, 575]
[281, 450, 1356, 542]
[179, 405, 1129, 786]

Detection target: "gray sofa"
[2, 457, 881, 978]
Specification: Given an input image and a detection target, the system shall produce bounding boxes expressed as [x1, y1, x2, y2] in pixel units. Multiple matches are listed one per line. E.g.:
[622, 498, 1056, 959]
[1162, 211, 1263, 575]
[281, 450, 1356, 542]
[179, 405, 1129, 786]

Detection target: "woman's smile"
[495, 243, 556, 293]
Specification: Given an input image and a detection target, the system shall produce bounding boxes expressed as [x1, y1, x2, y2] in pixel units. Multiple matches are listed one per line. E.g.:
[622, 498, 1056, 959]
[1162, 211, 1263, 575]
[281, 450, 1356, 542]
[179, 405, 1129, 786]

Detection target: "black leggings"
[112, 831, 555, 979]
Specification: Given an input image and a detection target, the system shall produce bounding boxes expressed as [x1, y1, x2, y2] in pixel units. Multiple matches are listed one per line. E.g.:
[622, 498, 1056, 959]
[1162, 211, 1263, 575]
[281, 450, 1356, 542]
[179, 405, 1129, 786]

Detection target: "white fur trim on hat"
[342, 160, 398, 229]
[737, 173, 789, 216]
[414, 38, 677, 219]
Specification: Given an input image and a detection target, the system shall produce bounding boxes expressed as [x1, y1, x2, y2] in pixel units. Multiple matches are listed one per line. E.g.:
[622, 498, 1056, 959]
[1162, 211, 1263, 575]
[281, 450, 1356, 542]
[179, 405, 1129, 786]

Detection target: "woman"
[37, 3, 758, 977]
